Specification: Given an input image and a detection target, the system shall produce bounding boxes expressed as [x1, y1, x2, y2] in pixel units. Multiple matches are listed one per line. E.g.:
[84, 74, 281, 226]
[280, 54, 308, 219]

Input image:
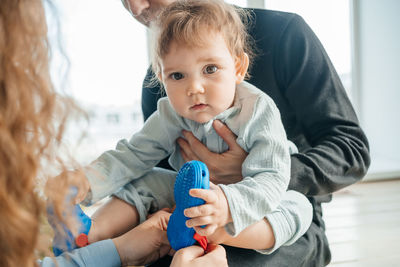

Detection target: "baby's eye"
[170, 72, 184, 80]
[204, 65, 218, 74]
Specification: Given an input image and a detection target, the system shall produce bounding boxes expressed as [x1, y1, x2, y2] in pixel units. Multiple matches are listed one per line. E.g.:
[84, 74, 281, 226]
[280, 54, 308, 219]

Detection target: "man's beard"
[124, 2, 164, 26]
[135, 8, 159, 26]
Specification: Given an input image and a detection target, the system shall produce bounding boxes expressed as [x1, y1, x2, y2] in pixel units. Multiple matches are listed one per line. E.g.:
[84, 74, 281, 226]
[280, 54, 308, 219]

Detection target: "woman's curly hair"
[0, 0, 81, 265]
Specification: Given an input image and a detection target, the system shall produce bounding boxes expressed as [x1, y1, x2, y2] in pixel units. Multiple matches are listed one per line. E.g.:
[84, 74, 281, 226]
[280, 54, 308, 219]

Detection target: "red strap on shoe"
[193, 232, 208, 251]
[75, 233, 90, 248]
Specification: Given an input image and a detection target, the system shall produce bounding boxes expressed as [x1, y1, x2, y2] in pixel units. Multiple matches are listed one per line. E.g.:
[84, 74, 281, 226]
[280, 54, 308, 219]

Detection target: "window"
[48, 0, 254, 164]
[226, 0, 247, 7]
[265, 0, 353, 101]
[48, 0, 147, 164]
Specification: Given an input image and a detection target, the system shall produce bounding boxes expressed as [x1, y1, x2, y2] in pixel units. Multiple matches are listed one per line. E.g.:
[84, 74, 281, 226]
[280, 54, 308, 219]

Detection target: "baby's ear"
[235, 53, 249, 84]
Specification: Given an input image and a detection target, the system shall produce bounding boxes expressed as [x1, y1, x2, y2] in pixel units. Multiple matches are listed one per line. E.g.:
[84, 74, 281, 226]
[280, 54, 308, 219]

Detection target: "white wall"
[354, 0, 400, 179]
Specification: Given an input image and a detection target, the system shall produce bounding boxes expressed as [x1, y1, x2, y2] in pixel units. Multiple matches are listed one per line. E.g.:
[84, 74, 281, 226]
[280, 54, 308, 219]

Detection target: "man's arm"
[274, 14, 370, 196]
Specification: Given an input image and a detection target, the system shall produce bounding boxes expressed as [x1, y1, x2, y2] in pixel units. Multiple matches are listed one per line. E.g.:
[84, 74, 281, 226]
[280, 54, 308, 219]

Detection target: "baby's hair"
[150, 0, 255, 84]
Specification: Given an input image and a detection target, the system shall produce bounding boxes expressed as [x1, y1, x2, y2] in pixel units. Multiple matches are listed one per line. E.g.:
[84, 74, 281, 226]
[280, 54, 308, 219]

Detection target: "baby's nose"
[187, 81, 205, 96]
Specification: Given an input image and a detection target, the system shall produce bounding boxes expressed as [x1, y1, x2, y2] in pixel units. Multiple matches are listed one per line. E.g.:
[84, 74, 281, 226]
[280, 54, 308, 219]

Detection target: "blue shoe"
[47, 188, 92, 256]
[167, 161, 210, 251]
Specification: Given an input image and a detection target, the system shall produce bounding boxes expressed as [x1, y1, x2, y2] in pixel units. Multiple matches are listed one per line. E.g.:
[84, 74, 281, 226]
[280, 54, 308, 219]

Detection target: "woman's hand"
[171, 244, 228, 267]
[177, 120, 247, 184]
[113, 210, 172, 266]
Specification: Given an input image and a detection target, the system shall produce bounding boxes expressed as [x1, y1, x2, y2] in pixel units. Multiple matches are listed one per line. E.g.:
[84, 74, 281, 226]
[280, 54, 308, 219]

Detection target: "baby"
[54, 0, 312, 255]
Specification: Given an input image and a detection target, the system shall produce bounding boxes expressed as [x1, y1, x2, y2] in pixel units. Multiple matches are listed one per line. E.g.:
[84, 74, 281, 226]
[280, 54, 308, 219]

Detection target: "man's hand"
[170, 244, 228, 267]
[113, 210, 172, 266]
[177, 120, 247, 184]
[184, 183, 232, 237]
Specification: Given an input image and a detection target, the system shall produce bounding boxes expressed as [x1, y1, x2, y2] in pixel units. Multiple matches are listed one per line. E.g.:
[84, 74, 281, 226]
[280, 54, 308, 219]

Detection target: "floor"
[323, 179, 400, 267]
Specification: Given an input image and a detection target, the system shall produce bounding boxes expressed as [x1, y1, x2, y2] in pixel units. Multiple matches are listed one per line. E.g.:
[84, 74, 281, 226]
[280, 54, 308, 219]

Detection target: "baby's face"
[160, 33, 243, 124]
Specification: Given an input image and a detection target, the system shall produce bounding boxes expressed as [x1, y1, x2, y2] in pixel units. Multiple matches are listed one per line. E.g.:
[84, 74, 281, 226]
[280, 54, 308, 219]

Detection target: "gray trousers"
[113, 167, 177, 223]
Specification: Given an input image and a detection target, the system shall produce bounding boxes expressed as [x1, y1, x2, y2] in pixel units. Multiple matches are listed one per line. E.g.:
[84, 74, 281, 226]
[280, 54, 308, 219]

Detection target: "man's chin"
[133, 9, 161, 26]
[134, 16, 151, 26]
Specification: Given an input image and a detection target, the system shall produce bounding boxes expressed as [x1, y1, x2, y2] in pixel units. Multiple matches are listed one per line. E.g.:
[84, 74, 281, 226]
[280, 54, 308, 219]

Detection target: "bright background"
[47, 0, 399, 179]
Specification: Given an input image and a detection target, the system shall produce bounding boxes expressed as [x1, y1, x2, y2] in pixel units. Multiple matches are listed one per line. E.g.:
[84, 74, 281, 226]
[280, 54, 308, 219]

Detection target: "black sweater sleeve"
[275, 14, 370, 196]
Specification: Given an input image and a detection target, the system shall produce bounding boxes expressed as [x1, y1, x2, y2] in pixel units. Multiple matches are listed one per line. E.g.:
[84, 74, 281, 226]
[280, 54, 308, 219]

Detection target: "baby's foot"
[47, 188, 92, 256]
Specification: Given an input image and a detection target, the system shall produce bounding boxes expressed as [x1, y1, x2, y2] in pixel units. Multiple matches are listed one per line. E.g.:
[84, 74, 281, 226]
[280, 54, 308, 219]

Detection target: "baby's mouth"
[190, 103, 208, 110]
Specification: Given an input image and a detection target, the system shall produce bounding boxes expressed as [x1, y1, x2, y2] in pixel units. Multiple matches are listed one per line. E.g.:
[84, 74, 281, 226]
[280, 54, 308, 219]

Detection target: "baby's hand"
[46, 170, 90, 204]
[184, 182, 232, 236]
